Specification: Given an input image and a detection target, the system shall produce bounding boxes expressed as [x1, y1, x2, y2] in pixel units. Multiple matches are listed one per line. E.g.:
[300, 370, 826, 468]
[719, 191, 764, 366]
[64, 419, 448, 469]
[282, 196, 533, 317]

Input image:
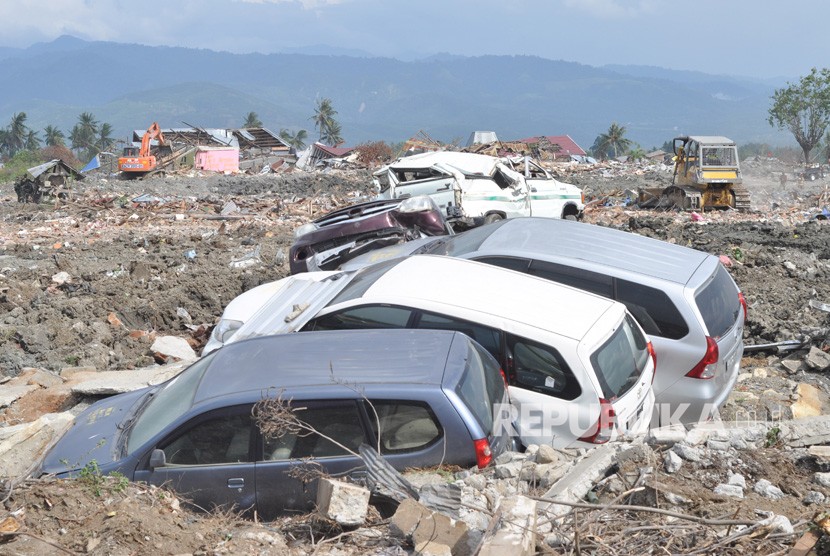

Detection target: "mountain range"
[0, 36, 790, 151]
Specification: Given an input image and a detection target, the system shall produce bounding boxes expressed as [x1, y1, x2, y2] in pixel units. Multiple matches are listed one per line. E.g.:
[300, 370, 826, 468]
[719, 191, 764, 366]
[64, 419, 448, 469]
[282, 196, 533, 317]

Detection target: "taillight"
[577, 399, 617, 444]
[647, 341, 657, 383]
[498, 367, 508, 387]
[473, 438, 492, 468]
[738, 292, 748, 321]
[686, 336, 719, 379]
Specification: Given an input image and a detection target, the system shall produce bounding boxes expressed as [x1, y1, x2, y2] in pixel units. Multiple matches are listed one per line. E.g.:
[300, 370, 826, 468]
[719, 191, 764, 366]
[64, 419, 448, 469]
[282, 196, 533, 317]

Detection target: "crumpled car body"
[373, 152, 583, 228]
[289, 196, 452, 274]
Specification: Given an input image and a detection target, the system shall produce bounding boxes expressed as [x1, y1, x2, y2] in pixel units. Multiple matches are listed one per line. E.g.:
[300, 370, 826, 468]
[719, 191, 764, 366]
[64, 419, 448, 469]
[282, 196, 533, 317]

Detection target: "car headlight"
[294, 223, 318, 238]
[210, 319, 244, 344]
[398, 195, 439, 213]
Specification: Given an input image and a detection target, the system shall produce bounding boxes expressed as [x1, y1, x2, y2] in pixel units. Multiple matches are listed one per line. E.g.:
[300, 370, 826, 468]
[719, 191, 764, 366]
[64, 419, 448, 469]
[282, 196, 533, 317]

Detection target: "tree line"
[0, 111, 116, 165]
[5, 70, 830, 177]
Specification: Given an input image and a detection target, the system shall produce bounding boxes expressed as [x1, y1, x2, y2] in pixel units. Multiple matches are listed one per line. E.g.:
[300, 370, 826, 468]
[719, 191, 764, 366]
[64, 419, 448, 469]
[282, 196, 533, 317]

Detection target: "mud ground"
[1, 162, 828, 376]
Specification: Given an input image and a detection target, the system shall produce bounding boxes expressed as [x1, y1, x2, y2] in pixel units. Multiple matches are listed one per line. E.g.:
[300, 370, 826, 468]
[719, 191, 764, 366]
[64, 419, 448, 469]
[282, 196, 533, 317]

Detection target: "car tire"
[564, 215, 577, 221]
[484, 213, 504, 225]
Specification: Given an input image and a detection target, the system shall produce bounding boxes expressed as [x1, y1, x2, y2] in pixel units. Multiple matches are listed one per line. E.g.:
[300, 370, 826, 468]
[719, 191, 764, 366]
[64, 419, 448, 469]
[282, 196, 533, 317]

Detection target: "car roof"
[476, 218, 710, 284]
[195, 329, 457, 403]
[381, 151, 501, 174]
[357, 255, 617, 340]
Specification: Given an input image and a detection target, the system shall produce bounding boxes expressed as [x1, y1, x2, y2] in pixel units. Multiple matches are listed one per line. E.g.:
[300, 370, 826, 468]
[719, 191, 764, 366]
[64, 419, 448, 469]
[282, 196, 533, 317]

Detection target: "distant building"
[516, 135, 587, 159]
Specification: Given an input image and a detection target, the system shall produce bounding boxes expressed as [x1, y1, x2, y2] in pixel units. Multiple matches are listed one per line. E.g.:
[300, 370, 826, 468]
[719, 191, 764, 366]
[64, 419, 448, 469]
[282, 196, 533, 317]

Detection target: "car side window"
[263, 403, 366, 461]
[162, 413, 253, 466]
[526, 260, 613, 297]
[508, 336, 581, 401]
[306, 305, 413, 331]
[414, 311, 502, 360]
[616, 279, 689, 339]
[473, 256, 532, 274]
[365, 401, 442, 453]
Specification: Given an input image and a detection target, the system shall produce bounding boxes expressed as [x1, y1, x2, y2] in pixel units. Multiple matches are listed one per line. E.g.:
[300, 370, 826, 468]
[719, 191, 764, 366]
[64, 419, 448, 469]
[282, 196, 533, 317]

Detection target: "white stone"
[51, 271, 71, 285]
[753, 479, 785, 500]
[646, 424, 687, 446]
[150, 335, 197, 362]
[478, 496, 537, 556]
[813, 472, 830, 488]
[713, 484, 743, 499]
[663, 450, 682, 474]
[535, 444, 559, 464]
[316, 478, 370, 526]
[727, 471, 746, 489]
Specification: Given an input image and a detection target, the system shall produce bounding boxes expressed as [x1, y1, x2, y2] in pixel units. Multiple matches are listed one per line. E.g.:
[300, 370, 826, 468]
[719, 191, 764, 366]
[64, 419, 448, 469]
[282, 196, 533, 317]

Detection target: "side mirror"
[149, 449, 166, 470]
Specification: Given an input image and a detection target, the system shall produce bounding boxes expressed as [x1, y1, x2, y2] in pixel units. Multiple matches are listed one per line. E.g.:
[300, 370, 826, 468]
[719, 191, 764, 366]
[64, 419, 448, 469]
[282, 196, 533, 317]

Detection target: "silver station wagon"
[40, 329, 510, 518]
[343, 217, 747, 425]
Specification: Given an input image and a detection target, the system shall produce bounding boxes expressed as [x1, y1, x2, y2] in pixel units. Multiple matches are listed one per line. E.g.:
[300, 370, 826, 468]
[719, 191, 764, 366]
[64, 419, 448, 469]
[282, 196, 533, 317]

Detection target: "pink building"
[195, 146, 239, 173]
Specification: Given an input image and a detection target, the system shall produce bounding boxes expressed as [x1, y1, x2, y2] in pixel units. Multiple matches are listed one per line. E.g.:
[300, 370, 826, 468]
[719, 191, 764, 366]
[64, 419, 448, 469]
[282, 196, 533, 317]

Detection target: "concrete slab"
[0, 412, 74, 479]
[0, 384, 39, 409]
[68, 363, 187, 395]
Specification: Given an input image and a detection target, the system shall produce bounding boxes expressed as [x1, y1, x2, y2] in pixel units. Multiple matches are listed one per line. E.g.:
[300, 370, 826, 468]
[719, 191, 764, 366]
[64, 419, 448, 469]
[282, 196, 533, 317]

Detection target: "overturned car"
[289, 195, 452, 274]
[373, 151, 584, 228]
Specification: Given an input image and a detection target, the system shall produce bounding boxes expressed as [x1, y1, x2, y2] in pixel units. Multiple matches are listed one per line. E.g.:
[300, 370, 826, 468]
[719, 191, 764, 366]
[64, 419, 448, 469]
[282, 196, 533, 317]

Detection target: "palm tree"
[24, 129, 41, 151]
[320, 119, 343, 147]
[595, 122, 632, 159]
[310, 98, 339, 143]
[279, 128, 308, 150]
[44, 125, 65, 147]
[97, 122, 115, 153]
[243, 111, 263, 128]
[5, 112, 29, 157]
[71, 112, 99, 161]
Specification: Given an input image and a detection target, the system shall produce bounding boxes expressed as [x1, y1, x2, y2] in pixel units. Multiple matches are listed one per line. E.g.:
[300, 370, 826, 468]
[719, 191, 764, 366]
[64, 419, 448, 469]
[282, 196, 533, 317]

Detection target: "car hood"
[339, 236, 439, 271]
[228, 270, 352, 345]
[40, 388, 150, 475]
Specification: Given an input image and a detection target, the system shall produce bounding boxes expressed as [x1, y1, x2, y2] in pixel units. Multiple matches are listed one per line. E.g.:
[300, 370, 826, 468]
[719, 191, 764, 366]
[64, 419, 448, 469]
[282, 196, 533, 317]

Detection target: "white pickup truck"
[373, 152, 584, 228]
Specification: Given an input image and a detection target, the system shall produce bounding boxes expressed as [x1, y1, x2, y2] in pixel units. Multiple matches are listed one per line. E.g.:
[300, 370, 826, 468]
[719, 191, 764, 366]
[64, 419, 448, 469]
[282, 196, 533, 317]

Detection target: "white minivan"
[204, 255, 655, 448]
[374, 152, 584, 228]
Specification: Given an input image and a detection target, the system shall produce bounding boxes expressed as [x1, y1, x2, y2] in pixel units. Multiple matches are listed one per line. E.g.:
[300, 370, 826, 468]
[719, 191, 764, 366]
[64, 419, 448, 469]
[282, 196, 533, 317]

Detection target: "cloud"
[562, 0, 659, 19]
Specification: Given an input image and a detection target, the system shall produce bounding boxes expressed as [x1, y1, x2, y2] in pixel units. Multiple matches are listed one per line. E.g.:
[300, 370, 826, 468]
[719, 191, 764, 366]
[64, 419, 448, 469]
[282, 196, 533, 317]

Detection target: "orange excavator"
[118, 122, 170, 175]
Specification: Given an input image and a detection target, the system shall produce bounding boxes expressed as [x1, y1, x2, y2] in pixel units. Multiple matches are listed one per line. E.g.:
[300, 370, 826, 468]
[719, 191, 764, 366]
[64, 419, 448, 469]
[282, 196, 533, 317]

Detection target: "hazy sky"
[1, 0, 826, 80]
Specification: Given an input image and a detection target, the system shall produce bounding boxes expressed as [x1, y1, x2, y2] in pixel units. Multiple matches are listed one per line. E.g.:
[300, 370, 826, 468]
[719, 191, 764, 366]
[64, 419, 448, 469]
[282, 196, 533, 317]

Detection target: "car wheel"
[564, 214, 577, 221]
[484, 213, 504, 225]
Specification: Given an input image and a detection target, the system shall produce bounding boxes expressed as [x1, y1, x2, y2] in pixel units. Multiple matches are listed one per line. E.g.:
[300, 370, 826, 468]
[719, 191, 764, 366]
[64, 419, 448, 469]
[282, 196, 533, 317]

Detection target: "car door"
[254, 400, 369, 519]
[134, 407, 257, 515]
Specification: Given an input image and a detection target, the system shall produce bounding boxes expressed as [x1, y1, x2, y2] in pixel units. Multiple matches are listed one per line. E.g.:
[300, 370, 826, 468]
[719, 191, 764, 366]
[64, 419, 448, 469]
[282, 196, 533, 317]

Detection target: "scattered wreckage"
[374, 151, 584, 228]
[289, 195, 452, 274]
[14, 159, 84, 203]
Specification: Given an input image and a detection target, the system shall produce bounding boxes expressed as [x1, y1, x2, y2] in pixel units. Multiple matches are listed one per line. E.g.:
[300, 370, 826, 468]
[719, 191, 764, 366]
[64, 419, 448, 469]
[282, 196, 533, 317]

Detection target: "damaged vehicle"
[289, 195, 452, 274]
[343, 218, 746, 425]
[40, 329, 510, 518]
[373, 152, 583, 229]
[204, 255, 656, 448]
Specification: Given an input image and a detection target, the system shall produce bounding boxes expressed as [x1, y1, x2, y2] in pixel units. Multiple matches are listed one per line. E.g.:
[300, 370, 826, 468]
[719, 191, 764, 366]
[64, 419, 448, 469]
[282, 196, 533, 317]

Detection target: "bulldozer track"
[732, 185, 751, 211]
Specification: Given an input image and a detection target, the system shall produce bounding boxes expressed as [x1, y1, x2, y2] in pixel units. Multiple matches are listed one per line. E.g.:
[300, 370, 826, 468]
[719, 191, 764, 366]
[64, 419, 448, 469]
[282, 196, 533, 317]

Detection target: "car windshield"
[695, 264, 740, 338]
[590, 314, 649, 400]
[126, 352, 216, 454]
[326, 258, 404, 305]
[422, 220, 509, 257]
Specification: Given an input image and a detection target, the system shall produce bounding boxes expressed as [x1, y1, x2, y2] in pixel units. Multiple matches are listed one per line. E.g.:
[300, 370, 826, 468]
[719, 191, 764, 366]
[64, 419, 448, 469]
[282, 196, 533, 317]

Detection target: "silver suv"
[344, 217, 746, 425]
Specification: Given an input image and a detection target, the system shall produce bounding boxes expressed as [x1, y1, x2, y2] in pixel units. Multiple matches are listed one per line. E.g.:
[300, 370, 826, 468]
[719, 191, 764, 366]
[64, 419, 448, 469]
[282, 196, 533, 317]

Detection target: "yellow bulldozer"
[640, 135, 751, 211]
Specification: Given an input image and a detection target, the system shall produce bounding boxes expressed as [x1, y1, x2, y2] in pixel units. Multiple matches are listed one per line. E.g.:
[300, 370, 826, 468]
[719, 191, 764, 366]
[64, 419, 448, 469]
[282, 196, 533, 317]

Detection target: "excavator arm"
[139, 122, 165, 157]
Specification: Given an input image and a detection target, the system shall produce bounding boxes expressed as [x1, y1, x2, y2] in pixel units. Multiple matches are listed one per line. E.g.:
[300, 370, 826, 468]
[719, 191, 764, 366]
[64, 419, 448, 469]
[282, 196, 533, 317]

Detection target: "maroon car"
[289, 196, 452, 274]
